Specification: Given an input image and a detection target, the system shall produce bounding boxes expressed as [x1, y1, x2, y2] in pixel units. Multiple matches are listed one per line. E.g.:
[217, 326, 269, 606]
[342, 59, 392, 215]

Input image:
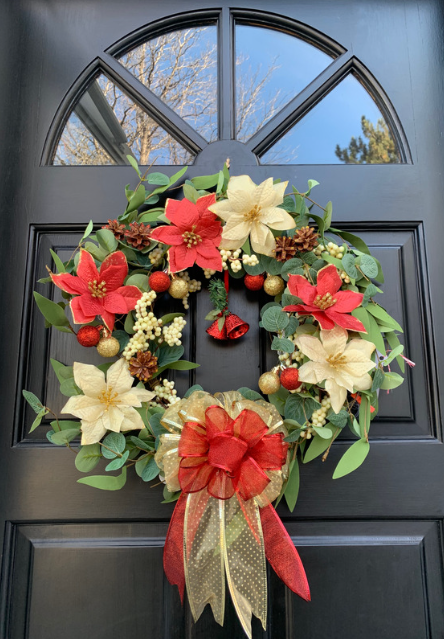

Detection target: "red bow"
[178, 406, 288, 501]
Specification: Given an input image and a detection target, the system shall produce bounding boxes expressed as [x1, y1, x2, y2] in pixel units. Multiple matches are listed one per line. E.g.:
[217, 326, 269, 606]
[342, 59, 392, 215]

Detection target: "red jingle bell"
[244, 274, 265, 291]
[149, 271, 171, 293]
[280, 368, 301, 390]
[225, 312, 249, 340]
[206, 316, 228, 340]
[76, 325, 101, 347]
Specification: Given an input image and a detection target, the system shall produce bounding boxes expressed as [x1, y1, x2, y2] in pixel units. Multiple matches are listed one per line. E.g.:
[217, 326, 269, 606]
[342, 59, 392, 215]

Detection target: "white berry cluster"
[175, 270, 202, 309]
[278, 334, 304, 367]
[242, 254, 259, 266]
[203, 269, 217, 279]
[123, 291, 162, 360]
[149, 247, 164, 265]
[310, 397, 332, 427]
[152, 379, 180, 405]
[340, 270, 351, 284]
[123, 292, 162, 360]
[314, 242, 345, 259]
[161, 316, 187, 346]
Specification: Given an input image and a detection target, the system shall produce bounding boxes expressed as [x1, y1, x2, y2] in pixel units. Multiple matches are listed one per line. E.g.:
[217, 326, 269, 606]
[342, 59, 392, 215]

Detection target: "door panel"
[1, 2, 444, 638]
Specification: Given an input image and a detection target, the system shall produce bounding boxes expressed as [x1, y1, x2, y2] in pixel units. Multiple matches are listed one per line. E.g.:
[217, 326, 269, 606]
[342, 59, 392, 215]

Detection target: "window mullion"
[218, 8, 234, 140]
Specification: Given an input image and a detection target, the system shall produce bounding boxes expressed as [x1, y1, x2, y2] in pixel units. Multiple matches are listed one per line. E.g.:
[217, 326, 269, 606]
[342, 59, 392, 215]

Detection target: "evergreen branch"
[208, 278, 228, 313]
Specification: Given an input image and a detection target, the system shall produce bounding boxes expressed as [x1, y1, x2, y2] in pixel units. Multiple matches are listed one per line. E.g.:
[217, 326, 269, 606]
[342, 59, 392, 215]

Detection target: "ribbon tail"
[184, 491, 225, 626]
[223, 495, 267, 639]
[163, 492, 187, 603]
[260, 504, 311, 601]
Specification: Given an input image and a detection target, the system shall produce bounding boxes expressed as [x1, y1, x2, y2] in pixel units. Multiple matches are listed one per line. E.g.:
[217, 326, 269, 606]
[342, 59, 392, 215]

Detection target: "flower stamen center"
[313, 292, 337, 310]
[182, 226, 202, 248]
[88, 279, 107, 298]
[244, 204, 262, 223]
[326, 353, 347, 369]
[98, 387, 119, 409]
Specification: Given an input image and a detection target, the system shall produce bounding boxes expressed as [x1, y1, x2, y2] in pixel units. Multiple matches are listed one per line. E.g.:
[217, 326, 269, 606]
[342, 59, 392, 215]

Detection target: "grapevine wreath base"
[24, 161, 412, 637]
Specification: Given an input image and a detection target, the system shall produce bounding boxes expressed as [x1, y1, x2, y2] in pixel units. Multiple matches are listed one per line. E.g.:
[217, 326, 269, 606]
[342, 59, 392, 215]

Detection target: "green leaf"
[303, 432, 332, 463]
[160, 360, 199, 372]
[362, 283, 379, 307]
[380, 372, 404, 390]
[281, 258, 304, 278]
[124, 312, 135, 334]
[96, 229, 118, 254]
[323, 201, 333, 231]
[183, 384, 204, 398]
[126, 184, 146, 214]
[29, 407, 48, 433]
[84, 241, 108, 262]
[285, 395, 320, 425]
[75, 443, 101, 472]
[284, 459, 300, 512]
[341, 254, 358, 279]
[81, 220, 94, 242]
[138, 208, 165, 223]
[191, 173, 219, 189]
[358, 395, 371, 438]
[141, 456, 160, 481]
[283, 428, 302, 443]
[102, 432, 126, 458]
[237, 387, 263, 401]
[146, 172, 170, 185]
[262, 306, 289, 332]
[348, 417, 361, 438]
[312, 426, 333, 439]
[260, 302, 280, 317]
[260, 256, 282, 276]
[321, 252, 343, 270]
[267, 386, 289, 415]
[183, 183, 199, 203]
[366, 304, 403, 333]
[125, 273, 148, 291]
[162, 486, 181, 503]
[112, 330, 130, 352]
[306, 179, 320, 194]
[332, 440, 370, 479]
[351, 307, 386, 355]
[281, 294, 303, 307]
[384, 344, 404, 366]
[271, 337, 295, 353]
[386, 332, 405, 373]
[327, 410, 348, 429]
[77, 468, 127, 491]
[51, 420, 81, 431]
[33, 292, 71, 328]
[284, 316, 299, 337]
[60, 378, 82, 397]
[126, 154, 141, 176]
[243, 259, 265, 275]
[157, 345, 184, 367]
[105, 450, 129, 471]
[241, 238, 251, 255]
[130, 436, 152, 451]
[50, 427, 81, 445]
[148, 412, 168, 438]
[22, 389, 44, 414]
[359, 254, 379, 279]
[329, 228, 371, 255]
[159, 312, 185, 325]
[216, 170, 225, 194]
[371, 368, 385, 391]
[50, 359, 74, 385]
[50, 249, 66, 273]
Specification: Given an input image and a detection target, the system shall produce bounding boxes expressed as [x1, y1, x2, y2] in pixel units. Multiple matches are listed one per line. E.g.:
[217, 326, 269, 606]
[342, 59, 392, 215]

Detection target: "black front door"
[1, 2, 444, 638]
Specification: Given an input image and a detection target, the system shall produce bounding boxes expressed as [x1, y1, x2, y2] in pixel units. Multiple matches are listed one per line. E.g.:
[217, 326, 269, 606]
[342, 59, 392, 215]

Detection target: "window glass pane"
[235, 25, 332, 142]
[53, 75, 194, 166]
[261, 74, 401, 164]
[118, 26, 218, 142]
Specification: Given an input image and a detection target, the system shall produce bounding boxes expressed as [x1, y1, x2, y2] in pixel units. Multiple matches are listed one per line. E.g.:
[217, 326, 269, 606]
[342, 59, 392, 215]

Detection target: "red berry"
[280, 368, 301, 391]
[244, 274, 265, 291]
[149, 271, 171, 293]
[77, 326, 101, 347]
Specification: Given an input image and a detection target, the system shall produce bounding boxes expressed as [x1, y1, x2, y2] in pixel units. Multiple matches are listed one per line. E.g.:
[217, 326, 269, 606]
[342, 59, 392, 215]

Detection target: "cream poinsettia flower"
[296, 326, 376, 414]
[208, 175, 295, 255]
[61, 358, 155, 445]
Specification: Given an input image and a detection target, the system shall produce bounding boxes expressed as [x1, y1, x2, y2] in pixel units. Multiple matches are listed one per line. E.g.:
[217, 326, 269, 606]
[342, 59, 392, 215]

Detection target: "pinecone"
[274, 236, 298, 262]
[102, 219, 126, 241]
[125, 222, 152, 249]
[129, 351, 158, 382]
[294, 226, 319, 252]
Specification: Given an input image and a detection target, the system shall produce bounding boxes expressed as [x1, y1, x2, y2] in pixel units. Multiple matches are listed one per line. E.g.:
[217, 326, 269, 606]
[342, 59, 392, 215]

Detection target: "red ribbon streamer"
[260, 503, 311, 601]
[163, 492, 186, 603]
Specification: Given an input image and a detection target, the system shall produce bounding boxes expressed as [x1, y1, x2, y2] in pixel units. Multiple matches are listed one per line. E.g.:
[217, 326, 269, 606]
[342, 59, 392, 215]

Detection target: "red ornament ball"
[149, 271, 171, 293]
[244, 274, 265, 291]
[280, 368, 301, 391]
[77, 325, 101, 347]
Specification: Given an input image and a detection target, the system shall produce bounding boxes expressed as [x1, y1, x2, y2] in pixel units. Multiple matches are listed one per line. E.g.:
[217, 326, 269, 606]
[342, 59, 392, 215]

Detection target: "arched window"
[48, 10, 409, 166]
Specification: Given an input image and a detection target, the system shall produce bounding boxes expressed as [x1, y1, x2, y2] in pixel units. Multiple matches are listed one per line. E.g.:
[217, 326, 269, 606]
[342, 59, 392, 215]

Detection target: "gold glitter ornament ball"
[96, 336, 120, 358]
[258, 371, 281, 395]
[263, 275, 285, 296]
[168, 279, 189, 299]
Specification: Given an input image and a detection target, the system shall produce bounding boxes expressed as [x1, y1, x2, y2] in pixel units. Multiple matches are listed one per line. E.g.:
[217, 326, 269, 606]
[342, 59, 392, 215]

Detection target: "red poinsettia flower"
[283, 264, 365, 332]
[178, 405, 288, 501]
[50, 250, 142, 332]
[149, 193, 222, 273]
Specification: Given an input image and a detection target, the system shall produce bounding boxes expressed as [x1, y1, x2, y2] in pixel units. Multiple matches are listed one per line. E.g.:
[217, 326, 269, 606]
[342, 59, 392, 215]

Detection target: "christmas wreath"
[23, 159, 411, 638]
